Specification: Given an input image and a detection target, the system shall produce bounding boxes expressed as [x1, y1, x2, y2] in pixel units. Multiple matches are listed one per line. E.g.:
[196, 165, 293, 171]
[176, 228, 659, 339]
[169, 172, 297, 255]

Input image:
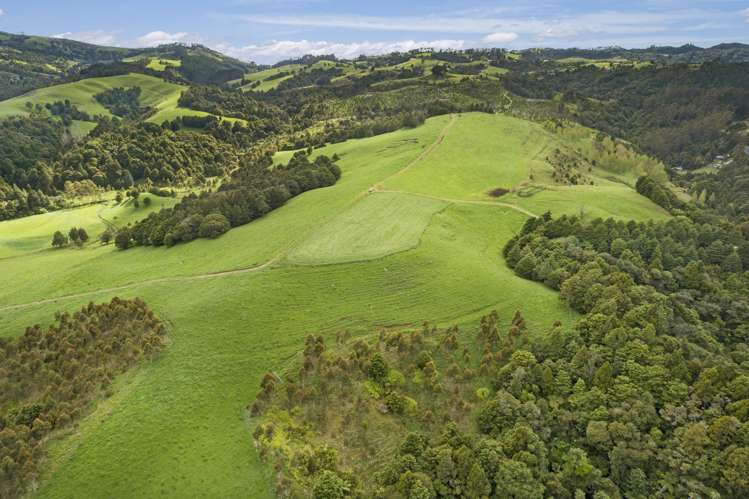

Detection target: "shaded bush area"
[162, 115, 273, 149]
[94, 86, 144, 119]
[45, 100, 91, 124]
[635, 176, 685, 212]
[0, 115, 65, 220]
[54, 122, 238, 189]
[118, 150, 340, 248]
[177, 86, 285, 123]
[179, 52, 246, 85]
[0, 298, 166, 498]
[504, 63, 749, 169]
[0, 115, 64, 190]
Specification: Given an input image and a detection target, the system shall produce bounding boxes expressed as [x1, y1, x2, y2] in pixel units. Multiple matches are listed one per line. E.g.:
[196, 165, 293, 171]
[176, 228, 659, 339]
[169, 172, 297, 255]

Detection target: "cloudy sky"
[0, 1, 748, 63]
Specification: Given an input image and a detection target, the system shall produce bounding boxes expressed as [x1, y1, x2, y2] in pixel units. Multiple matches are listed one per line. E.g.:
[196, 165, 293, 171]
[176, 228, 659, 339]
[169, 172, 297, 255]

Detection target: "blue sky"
[0, 1, 748, 63]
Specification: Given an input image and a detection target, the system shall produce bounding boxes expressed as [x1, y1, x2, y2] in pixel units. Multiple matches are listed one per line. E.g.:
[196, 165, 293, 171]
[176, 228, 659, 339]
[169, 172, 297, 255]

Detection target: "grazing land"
[0, 73, 244, 128]
[0, 112, 670, 498]
[2, 32, 747, 499]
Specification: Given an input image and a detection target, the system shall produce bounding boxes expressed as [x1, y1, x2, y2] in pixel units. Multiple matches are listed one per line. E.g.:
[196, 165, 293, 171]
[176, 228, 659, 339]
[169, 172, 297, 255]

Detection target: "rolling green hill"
[0, 73, 246, 131]
[0, 112, 668, 498]
[0, 31, 134, 100]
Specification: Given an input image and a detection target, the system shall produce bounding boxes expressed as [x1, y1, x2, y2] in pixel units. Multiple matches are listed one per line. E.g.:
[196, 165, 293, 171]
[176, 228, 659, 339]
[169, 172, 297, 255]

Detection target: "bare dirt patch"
[488, 187, 509, 197]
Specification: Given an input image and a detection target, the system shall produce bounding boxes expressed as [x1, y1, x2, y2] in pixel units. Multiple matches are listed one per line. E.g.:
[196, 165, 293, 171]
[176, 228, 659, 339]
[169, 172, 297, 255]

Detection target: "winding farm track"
[373, 188, 538, 218]
[374, 114, 458, 190]
[0, 114, 534, 313]
[0, 255, 284, 313]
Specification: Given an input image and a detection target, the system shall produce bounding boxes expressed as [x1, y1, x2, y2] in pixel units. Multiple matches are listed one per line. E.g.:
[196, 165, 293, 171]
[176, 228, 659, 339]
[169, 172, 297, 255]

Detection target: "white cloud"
[53, 30, 119, 46]
[0, 8, 5, 16]
[212, 39, 466, 64]
[236, 9, 728, 42]
[742, 8, 749, 23]
[135, 31, 196, 47]
[481, 32, 518, 44]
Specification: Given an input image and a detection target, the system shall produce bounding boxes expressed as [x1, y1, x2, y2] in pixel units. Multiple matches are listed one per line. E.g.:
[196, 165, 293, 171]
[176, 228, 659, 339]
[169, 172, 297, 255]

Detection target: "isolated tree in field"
[51, 230, 68, 248]
[69, 227, 80, 244]
[77, 228, 89, 244]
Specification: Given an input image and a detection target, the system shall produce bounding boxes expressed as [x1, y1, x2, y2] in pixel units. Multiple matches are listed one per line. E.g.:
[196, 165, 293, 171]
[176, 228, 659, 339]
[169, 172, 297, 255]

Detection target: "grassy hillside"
[237, 54, 508, 93]
[381, 113, 670, 220]
[0, 113, 668, 498]
[0, 193, 181, 259]
[0, 73, 180, 118]
[0, 73, 246, 129]
[236, 64, 304, 92]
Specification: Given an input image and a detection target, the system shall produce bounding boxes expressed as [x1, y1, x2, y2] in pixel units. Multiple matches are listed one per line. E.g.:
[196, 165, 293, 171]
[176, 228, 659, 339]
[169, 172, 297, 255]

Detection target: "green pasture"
[286, 191, 447, 265]
[0, 112, 669, 498]
[0, 73, 183, 118]
[0, 73, 245, 128]
[0, 194, 181, 259]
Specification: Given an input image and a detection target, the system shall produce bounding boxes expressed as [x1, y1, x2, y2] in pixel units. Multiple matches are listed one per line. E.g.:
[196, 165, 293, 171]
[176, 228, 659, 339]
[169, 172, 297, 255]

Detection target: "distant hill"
[0, 31, 135, 100]
[0, 32, 254, 100]
[518, 43, 749, 63]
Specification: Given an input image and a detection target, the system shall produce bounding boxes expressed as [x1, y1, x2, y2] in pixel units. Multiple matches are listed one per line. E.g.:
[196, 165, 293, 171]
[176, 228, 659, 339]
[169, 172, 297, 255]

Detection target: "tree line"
[116, 150, 341, 249]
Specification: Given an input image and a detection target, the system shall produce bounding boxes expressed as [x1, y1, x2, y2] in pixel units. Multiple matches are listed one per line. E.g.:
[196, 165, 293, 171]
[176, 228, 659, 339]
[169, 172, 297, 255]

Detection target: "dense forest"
[0, 298, 166, 498]
[95, 86, 145, 119]
[0, 117, 242, 220]
[54, 122, 239, 188]
[0, 115, 67, 219]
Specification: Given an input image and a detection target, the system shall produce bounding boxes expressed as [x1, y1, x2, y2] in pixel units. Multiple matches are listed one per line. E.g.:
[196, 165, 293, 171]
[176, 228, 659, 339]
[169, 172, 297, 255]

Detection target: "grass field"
[0, 113, 669, 498]
[286, 191, 448, 265]
[0, 73, 245, 128]
[238, 64, 303, 92]
[0, 73, 184, 118]
[0, 194, 181, 259]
